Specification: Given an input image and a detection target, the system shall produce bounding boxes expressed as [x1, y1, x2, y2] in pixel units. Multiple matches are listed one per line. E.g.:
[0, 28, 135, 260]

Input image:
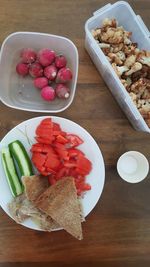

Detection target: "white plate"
[0, 116, 105, 231]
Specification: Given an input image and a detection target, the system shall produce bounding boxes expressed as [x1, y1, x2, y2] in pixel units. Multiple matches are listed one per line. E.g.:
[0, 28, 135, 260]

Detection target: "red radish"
[20, 48, 37, 64]
[55, 84, 70, 99]
[16, 62, 29, 76]
[34, 77, 49, 89]
[41, 86, 55, 101]
[55, 55, 67, 69]
[37, 49, 56, 67]
[29, 62, 43, 78]
[44, 65, 57, 81]
[56, 67, 72, 83]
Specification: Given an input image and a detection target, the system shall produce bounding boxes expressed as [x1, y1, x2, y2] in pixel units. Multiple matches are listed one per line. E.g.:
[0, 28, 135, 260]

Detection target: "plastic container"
[117, 151, 149, 183]
[85, 1, 150, 133]
[0, 32, 78, 113]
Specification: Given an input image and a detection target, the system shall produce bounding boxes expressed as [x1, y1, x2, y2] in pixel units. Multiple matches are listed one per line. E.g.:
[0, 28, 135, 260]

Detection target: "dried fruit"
[16, 62, 29, 76]
[34, 77, 49, 89]
[20, 48, 37, 64]
[38, 49, 56, 67]
[41, 86, 55, 101]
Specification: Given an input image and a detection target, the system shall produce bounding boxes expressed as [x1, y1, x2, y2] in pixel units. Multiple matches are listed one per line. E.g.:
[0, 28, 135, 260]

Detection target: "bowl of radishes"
[0, 32, 78, 112]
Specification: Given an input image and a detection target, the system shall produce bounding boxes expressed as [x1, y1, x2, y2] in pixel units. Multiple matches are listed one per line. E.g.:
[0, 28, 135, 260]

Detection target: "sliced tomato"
[31, 143, 52, 153]
[32, 152, 47, 169]
[68, 148, 85, 159]
[66, 134, 84, 148]
[53, 122, 61, 131]
[76, 155, 92, 175]
[63, 159, 77, 168]
[56, 134, 69, 144]
[55, 167, 70, 180]
[40, 118, 53, 126]
[44, 153, 60, 171]
[35, 136, 53, 145]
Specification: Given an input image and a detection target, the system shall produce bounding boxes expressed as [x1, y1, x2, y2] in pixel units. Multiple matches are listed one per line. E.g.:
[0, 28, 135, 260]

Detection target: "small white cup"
[117, 151, 149, 183]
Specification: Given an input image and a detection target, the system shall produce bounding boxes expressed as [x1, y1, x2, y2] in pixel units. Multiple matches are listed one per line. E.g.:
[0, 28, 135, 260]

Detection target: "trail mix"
[91, 18, 150, 128]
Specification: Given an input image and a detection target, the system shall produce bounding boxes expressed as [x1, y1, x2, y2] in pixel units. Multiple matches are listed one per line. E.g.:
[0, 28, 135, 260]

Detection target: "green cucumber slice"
[9, 140, 33, 177]
[1, 148, 23, 197]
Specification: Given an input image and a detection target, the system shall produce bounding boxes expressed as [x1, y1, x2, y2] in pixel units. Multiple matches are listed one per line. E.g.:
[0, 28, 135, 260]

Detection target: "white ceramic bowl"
[0, 32, 78, 112]
[117, 151, 149, 183]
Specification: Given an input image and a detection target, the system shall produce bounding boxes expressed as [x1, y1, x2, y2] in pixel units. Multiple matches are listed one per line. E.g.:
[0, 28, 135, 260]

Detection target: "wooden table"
[0, 0, 150, 266]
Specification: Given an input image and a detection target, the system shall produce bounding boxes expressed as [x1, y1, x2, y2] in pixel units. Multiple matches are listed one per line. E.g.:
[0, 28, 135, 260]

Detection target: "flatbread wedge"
[22, 175, 49, 202]
[35, 176, 83, 240]
[22, 175, 60, 230]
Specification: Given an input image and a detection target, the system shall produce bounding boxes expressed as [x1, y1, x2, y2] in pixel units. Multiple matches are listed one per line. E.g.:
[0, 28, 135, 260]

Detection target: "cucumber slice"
[9, 140, 33, 177]
[1, 148, 23, 197]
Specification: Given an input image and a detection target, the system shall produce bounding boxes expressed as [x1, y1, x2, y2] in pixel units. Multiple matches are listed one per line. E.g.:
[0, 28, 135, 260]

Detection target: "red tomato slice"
[44, 154, 60, 171]
[68, 148, 85, 159]
[35, 136, 52, 145]
[56, 135, 69, 144]
[63, 160, 77, 168]
[66, 134, 84, 148]
[76, 155, 92, 175]
[53, 122, 61, 131]
[40, 118, 53, 126]
[56, 167, 70, 180]
[32, 152, 47, 169]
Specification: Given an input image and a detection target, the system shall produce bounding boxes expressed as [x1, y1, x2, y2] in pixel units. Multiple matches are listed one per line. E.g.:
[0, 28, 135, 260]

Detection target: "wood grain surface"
[0, 0, 150, 266]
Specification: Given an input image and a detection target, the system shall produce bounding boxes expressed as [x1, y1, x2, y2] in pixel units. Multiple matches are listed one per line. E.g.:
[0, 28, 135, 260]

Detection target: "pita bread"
[22, 175, 49, 202]
[35, 177, 83, 240]
[22, 175, 60, 230]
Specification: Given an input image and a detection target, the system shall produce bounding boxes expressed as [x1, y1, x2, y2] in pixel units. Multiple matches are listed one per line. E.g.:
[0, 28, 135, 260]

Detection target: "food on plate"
[16, 47, 73, 102]
[92, 18, 150, 128]
[31, 117, 92, 196]
[8, 175, 84, 239]
[1, 148, 23, 197]
[8, 140, 33, 177]
[35, 176, 83, 240]
[22, 174, 49, 202]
